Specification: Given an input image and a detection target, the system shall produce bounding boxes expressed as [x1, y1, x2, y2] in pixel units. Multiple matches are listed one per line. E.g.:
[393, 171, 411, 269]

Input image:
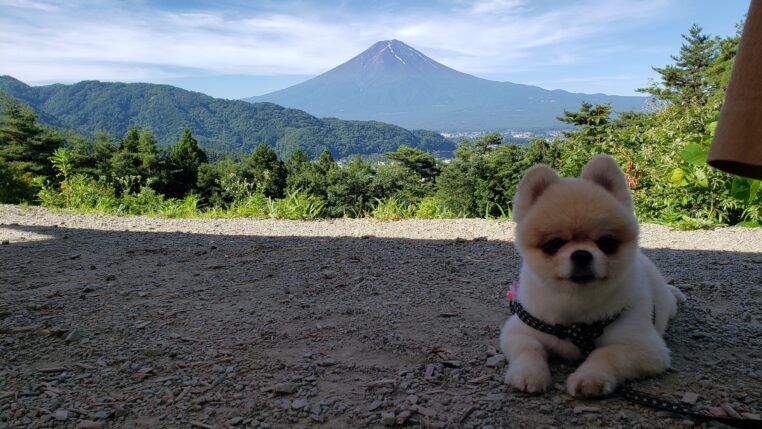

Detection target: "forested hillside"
[0, 77, 454, 158]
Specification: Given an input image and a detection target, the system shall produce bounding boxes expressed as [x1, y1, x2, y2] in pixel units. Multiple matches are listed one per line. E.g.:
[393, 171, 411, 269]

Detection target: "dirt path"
[1, 206, 760, 428]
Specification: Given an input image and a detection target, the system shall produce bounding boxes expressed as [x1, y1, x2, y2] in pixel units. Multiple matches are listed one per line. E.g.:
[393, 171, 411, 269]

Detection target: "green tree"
[639, 24, 718, 109]
[557, 102, 612, 144]
[163, 128, 208, 198]
[0, 157, 36, 203]
[110, 126, 161, 195]
[245, 143, 286, 198]
[285, 148, 310, 192]
[386, 145, 440, 182]
[325, 155, 374, 217]
[0, 94, 61, 178]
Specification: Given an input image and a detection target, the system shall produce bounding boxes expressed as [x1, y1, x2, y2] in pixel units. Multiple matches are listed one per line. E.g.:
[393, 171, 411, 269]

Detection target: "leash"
[615, 386, 760, 429]
[505, 282, 760, 428]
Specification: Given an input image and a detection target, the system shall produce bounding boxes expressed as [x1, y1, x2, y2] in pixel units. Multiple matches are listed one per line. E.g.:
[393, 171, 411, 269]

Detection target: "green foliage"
[371, 197, 417, 220]
[162, 128, 208, 198]
[386, 145, 440, 182]
[0, 93, 61, 178]
[0, 157, 36, 203]
[436, 134, 535, 218]
[415, 196, 456, 219]
[557, 102, 612, 144]
[325, 155, 375, 217]
[245, 143, 287, 198]
[266, 190, 325, 220]
[110, 126, 160, 185]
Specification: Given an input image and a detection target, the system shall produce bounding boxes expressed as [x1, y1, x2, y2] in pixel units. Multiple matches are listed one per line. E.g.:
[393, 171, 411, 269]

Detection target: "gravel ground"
[1, 205, 760, 429]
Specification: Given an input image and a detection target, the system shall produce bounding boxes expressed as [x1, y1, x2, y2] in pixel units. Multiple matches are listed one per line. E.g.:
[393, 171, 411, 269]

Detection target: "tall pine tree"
[639, 24, 718, 108]
[0, 94, 61, 177]
[245, 143, 286, 198]
[164, 128, 207, 198]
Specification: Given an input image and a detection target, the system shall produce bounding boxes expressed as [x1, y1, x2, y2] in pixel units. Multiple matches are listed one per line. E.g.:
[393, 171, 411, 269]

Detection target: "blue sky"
[0, 0, 750, 99]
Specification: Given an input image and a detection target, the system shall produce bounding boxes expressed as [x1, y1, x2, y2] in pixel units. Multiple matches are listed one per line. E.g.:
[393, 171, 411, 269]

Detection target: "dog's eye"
[596, 236, 619, 254]
[541, 238, 566, 255]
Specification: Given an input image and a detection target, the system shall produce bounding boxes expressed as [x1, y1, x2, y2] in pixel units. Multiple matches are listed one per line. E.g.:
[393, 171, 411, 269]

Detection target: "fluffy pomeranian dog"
[500, 154, 685, 397]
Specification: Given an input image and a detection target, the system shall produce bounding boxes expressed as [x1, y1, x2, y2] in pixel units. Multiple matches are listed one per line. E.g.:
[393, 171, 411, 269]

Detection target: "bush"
[371, 197, 416, 220]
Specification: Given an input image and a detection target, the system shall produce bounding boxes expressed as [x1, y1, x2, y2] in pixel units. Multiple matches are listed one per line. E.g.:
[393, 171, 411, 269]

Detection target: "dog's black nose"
[570, 250, 593, 266]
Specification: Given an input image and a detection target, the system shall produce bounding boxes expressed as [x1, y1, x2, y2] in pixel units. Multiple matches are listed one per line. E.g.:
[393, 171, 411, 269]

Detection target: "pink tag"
[506, 281, 518, 301]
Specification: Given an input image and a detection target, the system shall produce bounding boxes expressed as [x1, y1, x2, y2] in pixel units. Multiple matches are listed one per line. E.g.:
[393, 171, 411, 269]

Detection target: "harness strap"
[509, 300, 619, 357]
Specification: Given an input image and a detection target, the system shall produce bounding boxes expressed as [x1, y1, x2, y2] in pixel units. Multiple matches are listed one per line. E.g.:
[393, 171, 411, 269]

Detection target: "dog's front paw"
[566, 368, 617, 397]
[504, 361, 551, 394]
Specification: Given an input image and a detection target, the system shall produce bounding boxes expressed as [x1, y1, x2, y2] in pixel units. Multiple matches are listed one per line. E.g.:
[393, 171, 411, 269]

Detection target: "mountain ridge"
[0, 75, 454, 158]
[245, 40, 646, 131]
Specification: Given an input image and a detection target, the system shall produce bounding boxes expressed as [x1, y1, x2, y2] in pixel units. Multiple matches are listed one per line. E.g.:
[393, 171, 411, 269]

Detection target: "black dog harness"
[508, 299, 620, 357]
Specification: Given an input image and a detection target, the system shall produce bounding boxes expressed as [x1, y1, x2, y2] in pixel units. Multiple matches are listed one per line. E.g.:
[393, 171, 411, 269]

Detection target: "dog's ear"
[513, 164, 560, 223]
[580, 154, 633, 209]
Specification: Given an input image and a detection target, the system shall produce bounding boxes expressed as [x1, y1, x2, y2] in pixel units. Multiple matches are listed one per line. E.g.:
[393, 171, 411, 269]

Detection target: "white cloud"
[0, 0, 671, 85]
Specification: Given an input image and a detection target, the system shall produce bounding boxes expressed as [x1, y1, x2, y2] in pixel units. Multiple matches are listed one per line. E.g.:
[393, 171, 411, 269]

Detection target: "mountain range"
[0, 75, 453, 158]
[245, 40, 646, 131]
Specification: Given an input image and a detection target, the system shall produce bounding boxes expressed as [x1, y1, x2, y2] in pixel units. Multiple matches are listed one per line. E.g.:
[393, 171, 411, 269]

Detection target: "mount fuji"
[244, 40, 646, 132]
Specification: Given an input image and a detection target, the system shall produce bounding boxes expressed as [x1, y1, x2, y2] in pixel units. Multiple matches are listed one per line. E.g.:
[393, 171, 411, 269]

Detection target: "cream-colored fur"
[500, 155, 686, 397]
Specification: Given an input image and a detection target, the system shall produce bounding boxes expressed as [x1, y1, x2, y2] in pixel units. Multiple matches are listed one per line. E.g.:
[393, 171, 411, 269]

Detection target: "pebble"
[291, 399, 309, 410]
[681, 391, 699, 405]
[65, 329, 84, 343]
[76, 421, 103, 429]
[396, 410, 413, 425]
[485, 354, 505, 367]
[318, 357, 338, 366]
[53, 409, 69, 421]
[368, 400, 383, 411]
[261, 382, 298, 395]
[573, 406, 601, 414]
[381, 411, 395, 426]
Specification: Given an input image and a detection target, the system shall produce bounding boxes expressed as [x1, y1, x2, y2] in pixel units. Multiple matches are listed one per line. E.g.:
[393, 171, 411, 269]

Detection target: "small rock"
[318, 357, 338, 367]
[54, 409, 69, 421]
[485, 354, 505, 367]
[65, 330, 84, 343]
[740, 413, 760, 420]
[228, 417, 244, 425]
[720, 403, 742, 418]
[681, 391, 699, 405]
[381, 411, 395, 426]
[406, 395, 419, 405]
[137, 291, 149, 297]
[416, 406, 437, 417]
[573, 406, 601, 414]
[76, 421, 103, 429]
[706, 406, 726, 417]
[368, 400, 383, 411]
[396, 410, 413, 425]
[261, 382, 298, 395]
[292, 399, 309, 410]
[94, 410, 112, 420]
